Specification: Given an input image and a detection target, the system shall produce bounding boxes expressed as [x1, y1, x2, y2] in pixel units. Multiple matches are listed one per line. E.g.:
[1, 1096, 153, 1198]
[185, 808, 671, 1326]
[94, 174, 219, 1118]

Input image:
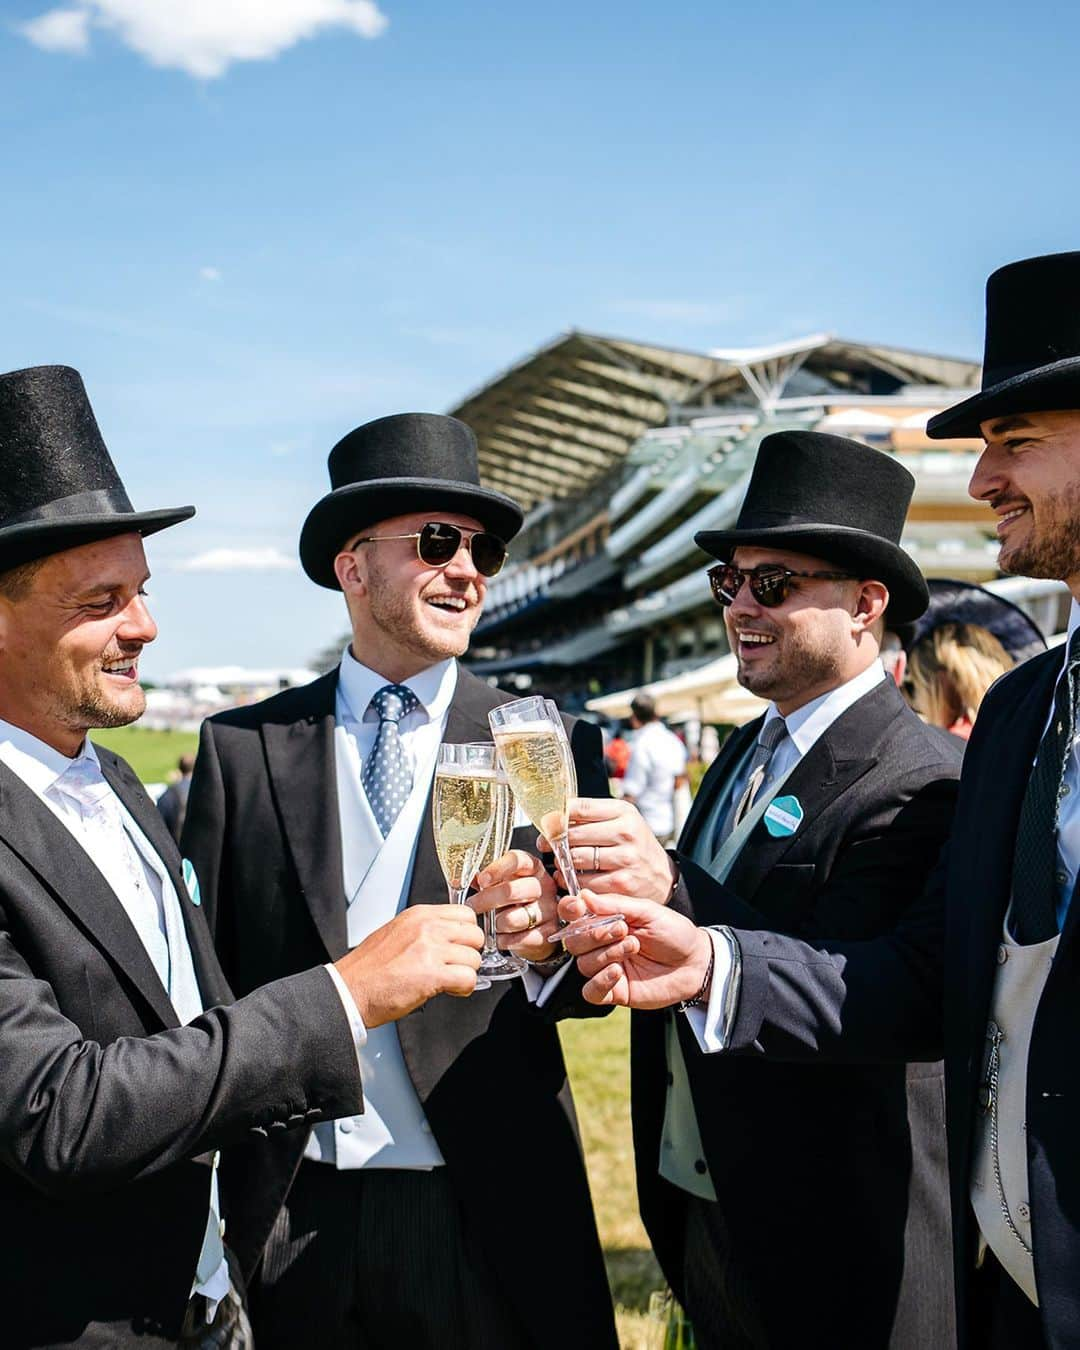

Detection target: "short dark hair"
[630, 693, 657, 723]
[0, 557, 45, 603]
[179, 753, 196, 775]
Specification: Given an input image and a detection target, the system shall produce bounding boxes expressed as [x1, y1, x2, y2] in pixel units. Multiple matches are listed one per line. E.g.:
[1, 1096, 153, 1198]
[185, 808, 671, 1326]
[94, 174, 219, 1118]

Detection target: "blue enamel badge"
[182, 858, 201, 906]
[763, 795, 804, 838]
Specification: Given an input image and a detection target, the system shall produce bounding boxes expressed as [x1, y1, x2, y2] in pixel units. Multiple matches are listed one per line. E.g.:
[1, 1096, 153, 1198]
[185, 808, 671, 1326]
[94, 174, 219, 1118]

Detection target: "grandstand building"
[454, 329, 1062, 710]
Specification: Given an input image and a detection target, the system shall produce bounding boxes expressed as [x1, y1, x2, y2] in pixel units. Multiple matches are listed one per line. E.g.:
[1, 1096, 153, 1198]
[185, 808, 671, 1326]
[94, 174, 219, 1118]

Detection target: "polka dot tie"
[362, 684, 421, 837]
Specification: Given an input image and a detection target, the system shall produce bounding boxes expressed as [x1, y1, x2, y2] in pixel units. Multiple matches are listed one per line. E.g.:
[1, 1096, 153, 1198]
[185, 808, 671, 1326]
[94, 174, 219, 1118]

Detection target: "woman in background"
[903, 620, 1013, 740]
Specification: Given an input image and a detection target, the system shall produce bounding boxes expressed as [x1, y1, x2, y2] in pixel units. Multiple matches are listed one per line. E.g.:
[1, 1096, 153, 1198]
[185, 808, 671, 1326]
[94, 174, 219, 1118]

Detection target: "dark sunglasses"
[348, 521, 509, 577]
[708, 562, 857, 608]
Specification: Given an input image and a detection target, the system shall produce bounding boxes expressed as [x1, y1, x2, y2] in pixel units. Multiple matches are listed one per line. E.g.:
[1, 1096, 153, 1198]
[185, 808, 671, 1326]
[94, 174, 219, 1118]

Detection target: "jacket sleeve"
[0, 921, 363, 1199]
[671, 768, 955, 1064]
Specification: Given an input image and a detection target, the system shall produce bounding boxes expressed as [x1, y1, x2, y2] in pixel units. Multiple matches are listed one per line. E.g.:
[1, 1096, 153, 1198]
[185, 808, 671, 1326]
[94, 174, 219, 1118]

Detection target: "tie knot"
[53, 756, 112, 813]
[758, 717, 788, 753]
[370, 684, 420, 725]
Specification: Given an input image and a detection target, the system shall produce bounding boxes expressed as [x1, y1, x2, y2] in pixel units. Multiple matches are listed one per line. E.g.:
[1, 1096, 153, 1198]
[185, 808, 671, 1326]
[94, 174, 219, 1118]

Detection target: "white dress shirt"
[309, 649, 565, 1170]
[688, 659, 887, 1051]
[0, 719, 230, 1311]
[622, 721, 688, 839]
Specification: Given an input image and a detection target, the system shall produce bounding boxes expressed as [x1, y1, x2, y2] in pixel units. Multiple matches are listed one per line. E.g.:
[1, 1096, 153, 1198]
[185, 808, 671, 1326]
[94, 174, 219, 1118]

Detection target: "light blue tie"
[362, 684, 421, 836]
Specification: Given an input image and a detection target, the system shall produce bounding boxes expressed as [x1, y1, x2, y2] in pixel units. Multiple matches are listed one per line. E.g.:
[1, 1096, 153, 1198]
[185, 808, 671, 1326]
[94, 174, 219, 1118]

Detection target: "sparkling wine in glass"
[473, 766, 528, 983]
[488, 697, 622, 940]
[433, 743, 503, 990]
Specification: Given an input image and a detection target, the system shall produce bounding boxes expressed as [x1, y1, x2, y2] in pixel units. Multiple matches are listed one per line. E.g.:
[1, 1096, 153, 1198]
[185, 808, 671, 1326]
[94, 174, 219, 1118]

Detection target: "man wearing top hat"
[181, 412, 618, 1349]
[544, 430, 962, 1347]
[564, 251, 1080, 1349]
[0, 368, 488, 1348]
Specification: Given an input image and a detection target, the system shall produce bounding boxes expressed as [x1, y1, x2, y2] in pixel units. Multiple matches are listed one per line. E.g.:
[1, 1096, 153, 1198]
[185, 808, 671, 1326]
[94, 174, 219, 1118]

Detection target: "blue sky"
[1, 0, 1078, 677]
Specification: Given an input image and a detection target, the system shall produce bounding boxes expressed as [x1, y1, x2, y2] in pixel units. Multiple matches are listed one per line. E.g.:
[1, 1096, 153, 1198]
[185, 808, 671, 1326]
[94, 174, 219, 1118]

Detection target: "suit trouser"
[251, 1159, 528, 1350]
[681, 1192, 769, 1350]
[970, 1250, 1045, 1349]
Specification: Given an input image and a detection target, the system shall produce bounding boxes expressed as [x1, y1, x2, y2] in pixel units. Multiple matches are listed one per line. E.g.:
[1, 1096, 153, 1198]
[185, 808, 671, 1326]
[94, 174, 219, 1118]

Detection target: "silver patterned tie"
[715, 716, 789, 848]
[362, 684, 421, 836]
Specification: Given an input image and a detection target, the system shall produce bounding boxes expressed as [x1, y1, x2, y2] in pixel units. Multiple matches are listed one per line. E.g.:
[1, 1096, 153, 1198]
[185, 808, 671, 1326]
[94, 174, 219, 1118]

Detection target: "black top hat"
[299, 412, 524, 589]
[695, 429, 928, 624]
[928, 252, 1080, 439]
[0, 365, 194, 572]
[895, 577, 1047, 663]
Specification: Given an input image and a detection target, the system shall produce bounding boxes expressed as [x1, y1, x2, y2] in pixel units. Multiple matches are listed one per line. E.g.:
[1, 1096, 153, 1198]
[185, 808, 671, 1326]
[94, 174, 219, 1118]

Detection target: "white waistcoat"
[970, 912, 1058, 1305]
[306, 722, 445, 1169]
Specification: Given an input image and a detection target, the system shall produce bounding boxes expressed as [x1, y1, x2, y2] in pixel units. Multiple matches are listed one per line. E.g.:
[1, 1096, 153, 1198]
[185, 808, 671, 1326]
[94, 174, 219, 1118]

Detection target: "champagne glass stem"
[448, 884, 469, 905]
[482, 908, 500, 956]
[551, 836, 580, 896]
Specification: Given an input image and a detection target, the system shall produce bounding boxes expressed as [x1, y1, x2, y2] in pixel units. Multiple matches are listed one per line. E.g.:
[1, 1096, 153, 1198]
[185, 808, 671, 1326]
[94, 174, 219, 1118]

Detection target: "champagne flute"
[488, 697, 623, 940]
[473, 762, 528, 983]
[545, 699, 578, 797]
[433, 742, 502, 991]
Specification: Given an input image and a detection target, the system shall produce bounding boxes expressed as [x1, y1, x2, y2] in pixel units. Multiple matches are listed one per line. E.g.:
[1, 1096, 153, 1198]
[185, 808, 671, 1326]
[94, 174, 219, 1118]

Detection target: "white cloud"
[19, 0, 389, 79]
[610, 299, 744, 325]
[18, 6, 90, 52]
[177, 547, 298, 573]
[199, 265, 222, 282]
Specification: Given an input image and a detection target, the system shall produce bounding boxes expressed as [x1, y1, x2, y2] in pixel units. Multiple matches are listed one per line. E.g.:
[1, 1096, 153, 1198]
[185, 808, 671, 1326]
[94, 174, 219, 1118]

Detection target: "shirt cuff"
[682, 926, 740, 1053]
[324, 962, 368, 1068]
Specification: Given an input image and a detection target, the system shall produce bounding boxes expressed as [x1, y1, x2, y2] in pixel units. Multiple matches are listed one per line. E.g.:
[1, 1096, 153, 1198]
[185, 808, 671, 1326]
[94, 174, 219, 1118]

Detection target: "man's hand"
[472, 850, 561, 963]
[544, 798, 678, 908]
[335, 905, 484, 1028]
[559, 890, 712, 1009]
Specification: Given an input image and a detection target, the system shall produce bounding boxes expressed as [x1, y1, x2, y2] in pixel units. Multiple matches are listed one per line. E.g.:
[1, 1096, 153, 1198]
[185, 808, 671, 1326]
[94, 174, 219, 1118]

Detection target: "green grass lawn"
[560, 1008, 665, 1349]
[90, 725, 199, 783]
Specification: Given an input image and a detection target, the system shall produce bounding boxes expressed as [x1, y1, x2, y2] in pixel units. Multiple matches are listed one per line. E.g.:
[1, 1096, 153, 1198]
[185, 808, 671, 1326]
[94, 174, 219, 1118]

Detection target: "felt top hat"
[695, 429, 928, 624]
[0, 365, 194, 571]
[928, 252, 1080, 439]
[894, 577, 1046, 663]
[300, 412, 524, 589]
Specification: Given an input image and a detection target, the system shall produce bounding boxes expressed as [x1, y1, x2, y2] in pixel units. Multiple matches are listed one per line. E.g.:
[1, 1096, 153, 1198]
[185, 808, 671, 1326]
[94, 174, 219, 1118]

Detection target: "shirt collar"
[0, 717, 98, 798]
[762, 659, 886, 758]
[337, 647, 458, 723]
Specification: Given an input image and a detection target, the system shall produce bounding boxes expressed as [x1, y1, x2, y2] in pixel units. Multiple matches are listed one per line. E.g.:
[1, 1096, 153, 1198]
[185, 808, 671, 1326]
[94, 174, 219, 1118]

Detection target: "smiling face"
[971, 411, 1080, 589]
[723, 545, 888, 715]
[0, 532, 157, 757]
[334, 510, 490, 681]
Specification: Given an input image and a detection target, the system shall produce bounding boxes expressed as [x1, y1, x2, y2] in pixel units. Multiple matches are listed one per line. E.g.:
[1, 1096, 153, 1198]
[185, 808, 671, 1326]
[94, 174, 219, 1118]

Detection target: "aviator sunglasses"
[708, 562, 857, 608]
[347, 520, 509, 577]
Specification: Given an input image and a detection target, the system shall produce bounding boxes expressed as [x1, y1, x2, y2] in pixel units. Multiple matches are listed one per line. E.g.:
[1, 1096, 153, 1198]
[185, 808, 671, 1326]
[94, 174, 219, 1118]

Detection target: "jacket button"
[694, 1159, 708, 1175]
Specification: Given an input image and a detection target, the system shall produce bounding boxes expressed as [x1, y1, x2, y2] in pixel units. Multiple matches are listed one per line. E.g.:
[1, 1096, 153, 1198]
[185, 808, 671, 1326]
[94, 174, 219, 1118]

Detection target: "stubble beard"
[366, 558, 477, 664]
[1000, 481, 1080, 581]
[736, 631, 844, 704]
[54, 678, 146, 736]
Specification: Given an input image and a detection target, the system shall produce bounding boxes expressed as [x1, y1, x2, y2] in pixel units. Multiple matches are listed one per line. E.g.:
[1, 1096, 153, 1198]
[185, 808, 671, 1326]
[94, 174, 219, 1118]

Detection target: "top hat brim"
[695, 522, 929, 625]
[300, 477, 525, 589]
[927, 356, 1080, 439]
[0, 505, 195, 573]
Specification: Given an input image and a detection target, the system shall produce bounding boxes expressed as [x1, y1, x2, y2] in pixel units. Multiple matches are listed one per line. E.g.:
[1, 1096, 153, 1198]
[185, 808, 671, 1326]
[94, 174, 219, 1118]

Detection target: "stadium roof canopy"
[450, 330, 980, 511]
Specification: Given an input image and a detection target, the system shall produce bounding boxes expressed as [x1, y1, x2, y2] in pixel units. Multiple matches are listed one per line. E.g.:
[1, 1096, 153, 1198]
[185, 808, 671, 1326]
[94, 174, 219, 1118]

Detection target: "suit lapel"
[678, 720, 758, 855]
[727, 680, 897, 901]
[0, 761, 180, 1028]
[959, 652, 1062, 1040]
[97, 748, 232, 1008]
[261, 670, 349, 960]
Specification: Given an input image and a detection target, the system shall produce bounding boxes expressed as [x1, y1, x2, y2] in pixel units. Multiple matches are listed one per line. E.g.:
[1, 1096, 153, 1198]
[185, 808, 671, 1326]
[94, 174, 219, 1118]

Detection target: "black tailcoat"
[633, 678, 961, 1349]
[182, 665, 618, 1350]
[706, 647, 1080, 1348]
[0, 746, 361, 1348]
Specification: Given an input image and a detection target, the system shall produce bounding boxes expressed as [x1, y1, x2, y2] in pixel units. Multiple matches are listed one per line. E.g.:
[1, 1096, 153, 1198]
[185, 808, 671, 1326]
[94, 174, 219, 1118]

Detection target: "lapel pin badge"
[182, 858, 202, 906]
[763, 795, 803, 839]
